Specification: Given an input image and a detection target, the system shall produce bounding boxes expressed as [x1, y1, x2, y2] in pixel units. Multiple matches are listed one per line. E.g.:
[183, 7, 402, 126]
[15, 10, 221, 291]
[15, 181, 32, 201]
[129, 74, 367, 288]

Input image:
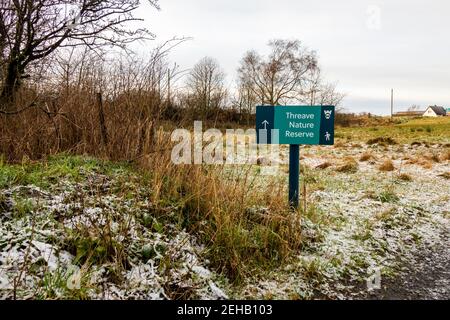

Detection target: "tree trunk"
[97, 92, 109, 146]
[0, 60, 20, 109]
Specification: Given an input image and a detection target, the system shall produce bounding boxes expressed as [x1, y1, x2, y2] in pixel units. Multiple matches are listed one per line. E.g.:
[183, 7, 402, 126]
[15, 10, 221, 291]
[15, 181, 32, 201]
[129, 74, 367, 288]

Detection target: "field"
[337, 117, 450, 144]
[241, 117, 449, 298]
[0, 117, 449, 299]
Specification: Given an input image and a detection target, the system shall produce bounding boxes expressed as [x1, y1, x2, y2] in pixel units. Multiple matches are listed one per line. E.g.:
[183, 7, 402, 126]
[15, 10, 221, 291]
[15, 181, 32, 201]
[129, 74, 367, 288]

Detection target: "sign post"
[256, 105, 335, 210]
[288, 144, 300, 208]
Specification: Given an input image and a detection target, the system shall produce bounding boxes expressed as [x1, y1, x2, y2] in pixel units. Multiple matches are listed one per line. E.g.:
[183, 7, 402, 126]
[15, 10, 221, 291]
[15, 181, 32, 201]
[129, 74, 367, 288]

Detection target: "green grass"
[0, 154, 132, 189]
[35, 267, 92, 300]
[336, 117, 450, 144]
[12, 197, 36, 218]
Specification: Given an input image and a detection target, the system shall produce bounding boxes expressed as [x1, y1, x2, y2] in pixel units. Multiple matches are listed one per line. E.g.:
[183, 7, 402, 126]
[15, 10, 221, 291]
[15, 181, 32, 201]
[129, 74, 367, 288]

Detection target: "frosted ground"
[0, 139, 449, 299]
[0, 165, 229, 300]
[238, 140, 449, 299]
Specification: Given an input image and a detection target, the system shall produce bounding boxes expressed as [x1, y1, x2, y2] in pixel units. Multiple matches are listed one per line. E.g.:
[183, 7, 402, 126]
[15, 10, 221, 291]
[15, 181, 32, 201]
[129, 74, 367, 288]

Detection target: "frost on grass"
[238, 142, 450, 299]
[0, 175, 228, 300]
[1, 143, 448, 300]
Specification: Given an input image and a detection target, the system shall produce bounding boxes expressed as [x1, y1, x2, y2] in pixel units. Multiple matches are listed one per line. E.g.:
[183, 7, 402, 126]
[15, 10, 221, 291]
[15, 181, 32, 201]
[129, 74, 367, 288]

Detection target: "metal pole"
[289, 144, 300, 209]
[391, 89, 394, 120]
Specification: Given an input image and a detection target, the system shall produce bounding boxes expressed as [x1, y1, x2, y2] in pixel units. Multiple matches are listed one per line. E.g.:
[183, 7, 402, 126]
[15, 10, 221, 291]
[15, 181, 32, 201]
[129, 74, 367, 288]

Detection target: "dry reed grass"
[138, 144, 303, 280]
[335, 157, 358, 173]
[442, 150, 450, 161]
[378, 159, 395, 172]
[0, 52, 307, 282]
[359, 152, 373, 162]
[315, 161, 332, 170]
[397, 173, 413, 181]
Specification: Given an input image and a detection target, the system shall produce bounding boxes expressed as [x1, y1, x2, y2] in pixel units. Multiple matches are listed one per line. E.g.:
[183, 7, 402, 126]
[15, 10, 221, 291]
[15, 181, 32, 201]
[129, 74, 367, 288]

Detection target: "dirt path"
[364, 228, 450, 300]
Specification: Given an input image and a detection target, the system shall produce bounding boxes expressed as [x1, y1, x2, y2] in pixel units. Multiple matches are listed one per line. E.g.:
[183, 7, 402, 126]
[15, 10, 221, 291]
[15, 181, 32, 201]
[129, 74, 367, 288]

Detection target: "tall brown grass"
[442, 150, 450, 161]
[359, 152, 373, 162]
[378, 159, 395, 172]
[135, 134, 303, 280]
[138, 145, 303, 280]
[335, 156, 359, 173]
[0, 46, 252, 162]
[0, 49, 304, 282]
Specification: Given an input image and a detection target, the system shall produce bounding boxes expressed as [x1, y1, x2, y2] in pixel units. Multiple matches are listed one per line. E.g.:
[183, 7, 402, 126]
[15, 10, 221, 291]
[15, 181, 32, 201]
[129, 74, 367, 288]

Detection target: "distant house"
[423, 105, 447, 117]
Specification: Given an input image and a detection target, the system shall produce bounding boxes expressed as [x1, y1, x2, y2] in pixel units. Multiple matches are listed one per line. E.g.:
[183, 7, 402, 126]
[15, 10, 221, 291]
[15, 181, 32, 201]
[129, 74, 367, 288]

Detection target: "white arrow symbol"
[262, 120, 269, 130]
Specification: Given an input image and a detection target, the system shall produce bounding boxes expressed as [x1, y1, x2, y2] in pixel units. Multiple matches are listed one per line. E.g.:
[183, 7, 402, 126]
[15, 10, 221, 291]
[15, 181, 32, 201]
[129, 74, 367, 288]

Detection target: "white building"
[423, 106, 447, 117]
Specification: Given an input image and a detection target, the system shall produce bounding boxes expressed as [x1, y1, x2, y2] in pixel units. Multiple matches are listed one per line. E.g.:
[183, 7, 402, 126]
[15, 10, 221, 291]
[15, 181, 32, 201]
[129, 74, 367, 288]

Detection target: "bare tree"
[237, 39, 317, 106]
[315, 82, 345, 107]
[408, 104, 421, 112]
[300, 68, 345, 107]
[232, 76, 258, 123]
[186, 56, 226, 117]
[302, 68, 322, 105]
[0, 0, 159, 105]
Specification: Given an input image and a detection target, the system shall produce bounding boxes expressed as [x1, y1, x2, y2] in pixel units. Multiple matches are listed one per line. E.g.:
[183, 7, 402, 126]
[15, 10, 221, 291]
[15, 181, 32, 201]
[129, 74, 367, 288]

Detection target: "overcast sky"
[137, 0, 450, 115]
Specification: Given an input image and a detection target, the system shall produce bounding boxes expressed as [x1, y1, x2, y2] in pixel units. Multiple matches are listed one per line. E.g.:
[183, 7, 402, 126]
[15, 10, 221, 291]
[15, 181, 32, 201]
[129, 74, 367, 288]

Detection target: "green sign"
[256, 106, 335, 145]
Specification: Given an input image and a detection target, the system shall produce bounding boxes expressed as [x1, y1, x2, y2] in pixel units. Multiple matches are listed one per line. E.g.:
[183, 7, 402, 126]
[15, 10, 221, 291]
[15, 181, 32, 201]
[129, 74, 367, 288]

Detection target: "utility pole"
[167, 69, 171, 107]
[391, 89, 394, 120]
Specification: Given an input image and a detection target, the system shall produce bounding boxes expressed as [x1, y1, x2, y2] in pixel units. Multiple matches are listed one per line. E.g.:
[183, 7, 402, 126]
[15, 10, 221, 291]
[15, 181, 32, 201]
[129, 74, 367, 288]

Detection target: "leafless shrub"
[0, 0, 160, 105]
[0, 39, 188, 161]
